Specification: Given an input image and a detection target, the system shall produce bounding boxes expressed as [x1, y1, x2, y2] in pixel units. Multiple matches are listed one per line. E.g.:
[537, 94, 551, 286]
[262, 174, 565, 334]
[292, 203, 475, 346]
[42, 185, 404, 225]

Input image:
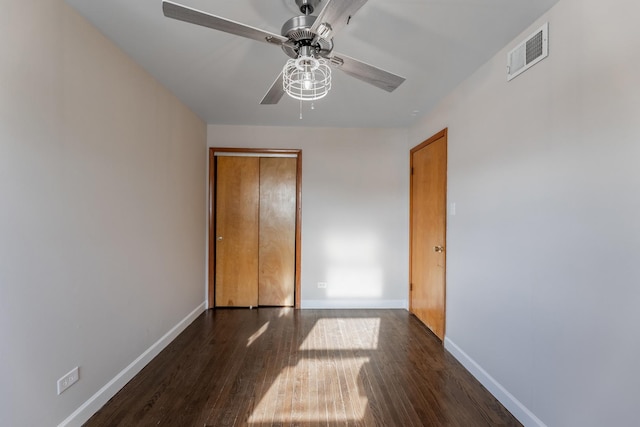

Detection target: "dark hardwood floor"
[85, 309, 521, 426]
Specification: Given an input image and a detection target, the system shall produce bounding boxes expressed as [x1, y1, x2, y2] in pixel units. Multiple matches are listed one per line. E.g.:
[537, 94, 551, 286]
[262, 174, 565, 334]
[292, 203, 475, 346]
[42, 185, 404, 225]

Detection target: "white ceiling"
[65, 0, 560, 128]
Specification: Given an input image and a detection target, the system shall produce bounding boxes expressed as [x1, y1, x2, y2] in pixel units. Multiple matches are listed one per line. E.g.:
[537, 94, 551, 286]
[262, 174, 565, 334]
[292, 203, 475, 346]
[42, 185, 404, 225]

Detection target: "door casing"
[208, 148, 302, 309]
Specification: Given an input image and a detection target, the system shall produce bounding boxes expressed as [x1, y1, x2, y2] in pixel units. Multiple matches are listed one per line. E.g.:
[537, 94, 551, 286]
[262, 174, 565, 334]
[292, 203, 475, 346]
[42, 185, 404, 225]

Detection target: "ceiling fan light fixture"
[283, 54, 331, 102]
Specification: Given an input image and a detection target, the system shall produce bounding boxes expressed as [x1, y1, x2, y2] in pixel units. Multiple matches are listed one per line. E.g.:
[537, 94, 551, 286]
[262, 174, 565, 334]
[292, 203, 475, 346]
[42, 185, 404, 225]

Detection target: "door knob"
[434, 246, 444, 253]
[217, 236, 223, 241]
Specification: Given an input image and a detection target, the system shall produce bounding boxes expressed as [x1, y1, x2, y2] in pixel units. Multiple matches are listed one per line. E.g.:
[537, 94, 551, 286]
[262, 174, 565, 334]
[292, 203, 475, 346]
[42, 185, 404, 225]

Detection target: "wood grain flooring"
[85, 309, 521, 426]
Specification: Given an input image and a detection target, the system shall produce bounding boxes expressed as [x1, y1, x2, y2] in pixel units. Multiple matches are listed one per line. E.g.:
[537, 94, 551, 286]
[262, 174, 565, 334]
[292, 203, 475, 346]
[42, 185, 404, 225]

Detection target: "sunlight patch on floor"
[248, 357, 371, 424]
[247, 321, 270, 347]
[277, 307, 293, 317]
[299, 318, 381, 350]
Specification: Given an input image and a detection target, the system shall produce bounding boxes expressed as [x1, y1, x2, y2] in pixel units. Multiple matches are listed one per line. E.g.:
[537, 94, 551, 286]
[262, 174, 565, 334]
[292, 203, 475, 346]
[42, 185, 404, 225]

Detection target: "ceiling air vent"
[507, 23, 548, 81]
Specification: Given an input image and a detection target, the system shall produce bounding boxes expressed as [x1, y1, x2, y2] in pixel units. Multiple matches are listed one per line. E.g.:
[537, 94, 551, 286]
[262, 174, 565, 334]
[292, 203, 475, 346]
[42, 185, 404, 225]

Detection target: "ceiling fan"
[162, 0, 406, 104]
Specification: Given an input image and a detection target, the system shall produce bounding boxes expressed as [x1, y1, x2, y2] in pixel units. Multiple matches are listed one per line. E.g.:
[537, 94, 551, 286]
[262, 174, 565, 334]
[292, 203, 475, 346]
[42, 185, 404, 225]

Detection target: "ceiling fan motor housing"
[281, 14, 333, 59]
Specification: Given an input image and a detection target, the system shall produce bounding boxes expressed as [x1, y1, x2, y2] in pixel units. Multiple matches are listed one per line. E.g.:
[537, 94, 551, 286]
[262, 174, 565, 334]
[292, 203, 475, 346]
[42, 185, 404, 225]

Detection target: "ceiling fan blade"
[330, 53, 405, 92]
[310, 0, 368, 40]
[260, 72, 285, 105]
[162, 1, 288, 46]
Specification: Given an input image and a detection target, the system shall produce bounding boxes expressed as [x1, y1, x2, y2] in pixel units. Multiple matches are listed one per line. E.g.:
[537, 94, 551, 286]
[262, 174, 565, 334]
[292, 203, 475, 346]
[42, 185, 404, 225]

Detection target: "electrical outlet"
[317, 282, 327, 289]
[449, 202, 457, 216]
[57, 367, 79, 395]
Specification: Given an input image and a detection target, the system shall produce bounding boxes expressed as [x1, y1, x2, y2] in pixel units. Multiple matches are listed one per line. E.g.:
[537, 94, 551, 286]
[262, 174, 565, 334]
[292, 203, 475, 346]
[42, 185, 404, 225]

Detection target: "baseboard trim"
[58, 301, 207, 427]
[444, 337, 546, 427]
[301, 299, 408, 309]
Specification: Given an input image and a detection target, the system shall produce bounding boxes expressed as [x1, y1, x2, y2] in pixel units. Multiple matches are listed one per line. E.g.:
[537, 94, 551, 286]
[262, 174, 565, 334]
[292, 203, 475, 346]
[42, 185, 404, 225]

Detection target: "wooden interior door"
[410, 129, 447, 340]
[259, 157, 297, 306]
[215, 156, 260, 307]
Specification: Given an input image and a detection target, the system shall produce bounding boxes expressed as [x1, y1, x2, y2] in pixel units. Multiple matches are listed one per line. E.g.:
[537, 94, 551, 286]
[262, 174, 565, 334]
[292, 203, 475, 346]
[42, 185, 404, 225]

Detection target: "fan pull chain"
[298, 101, 316, 119]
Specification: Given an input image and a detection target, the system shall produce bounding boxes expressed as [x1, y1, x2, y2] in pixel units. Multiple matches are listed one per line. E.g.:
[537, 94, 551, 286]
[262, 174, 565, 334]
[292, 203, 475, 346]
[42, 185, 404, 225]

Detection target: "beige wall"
[0, 1, 207, 425]
[410, 0, 640, 425]
[208, 125, 410, 309]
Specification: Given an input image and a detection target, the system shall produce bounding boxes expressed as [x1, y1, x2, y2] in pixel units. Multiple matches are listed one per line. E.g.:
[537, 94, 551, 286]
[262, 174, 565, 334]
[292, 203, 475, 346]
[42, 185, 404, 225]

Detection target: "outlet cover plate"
[57, 366, 79, 395]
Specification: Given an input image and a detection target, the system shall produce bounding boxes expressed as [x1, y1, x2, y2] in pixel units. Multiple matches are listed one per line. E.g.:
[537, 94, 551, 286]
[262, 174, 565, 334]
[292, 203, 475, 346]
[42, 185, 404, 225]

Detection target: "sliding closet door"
[212, 153, 298, 308]
[215, 156, 259, 307]
[259, 157, 296, 306]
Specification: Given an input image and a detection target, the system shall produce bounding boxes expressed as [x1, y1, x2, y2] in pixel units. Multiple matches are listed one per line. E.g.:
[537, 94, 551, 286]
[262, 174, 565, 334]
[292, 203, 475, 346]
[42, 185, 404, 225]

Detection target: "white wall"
[0, 1, 207, 425]
[208, 125, 409, 308]
[409, 0, 640, 425]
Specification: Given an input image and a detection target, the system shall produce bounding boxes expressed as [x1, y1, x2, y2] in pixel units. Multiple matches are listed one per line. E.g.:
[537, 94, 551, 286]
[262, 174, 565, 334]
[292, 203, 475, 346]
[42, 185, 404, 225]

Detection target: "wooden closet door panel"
[258, 157, 296, 306]
[215, 156, 259, 307]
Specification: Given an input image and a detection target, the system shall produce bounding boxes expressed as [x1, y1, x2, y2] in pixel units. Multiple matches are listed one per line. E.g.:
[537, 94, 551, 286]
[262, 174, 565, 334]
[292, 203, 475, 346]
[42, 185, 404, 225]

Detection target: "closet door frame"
[208, 147, 302, 309]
